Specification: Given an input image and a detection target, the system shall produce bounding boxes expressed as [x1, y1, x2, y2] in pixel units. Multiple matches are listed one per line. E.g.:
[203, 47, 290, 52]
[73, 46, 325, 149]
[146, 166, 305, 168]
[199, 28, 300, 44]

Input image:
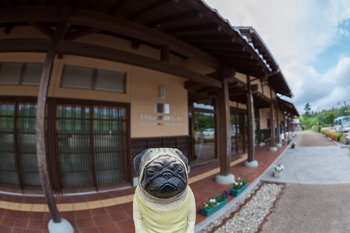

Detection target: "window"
[0, 98, 129, 192]
[0, 101, 40, 187]
[61, 65, 126, 93]
[0, 63, 43, 86]
[56, 103, 128, 189]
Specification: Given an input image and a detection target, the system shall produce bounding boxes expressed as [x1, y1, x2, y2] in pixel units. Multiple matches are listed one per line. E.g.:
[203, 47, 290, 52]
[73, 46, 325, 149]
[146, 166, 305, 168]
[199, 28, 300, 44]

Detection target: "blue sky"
[311, 19, 350, 72]
[204, 0, 350, 114]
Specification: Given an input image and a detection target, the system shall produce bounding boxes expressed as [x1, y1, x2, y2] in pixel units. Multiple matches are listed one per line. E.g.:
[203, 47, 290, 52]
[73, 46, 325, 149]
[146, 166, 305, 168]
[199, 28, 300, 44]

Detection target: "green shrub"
[334, 132, 342, 141]
[320, 130, 329, 136]
[325, 131, 342, 141]
[314, 125, 322, 132]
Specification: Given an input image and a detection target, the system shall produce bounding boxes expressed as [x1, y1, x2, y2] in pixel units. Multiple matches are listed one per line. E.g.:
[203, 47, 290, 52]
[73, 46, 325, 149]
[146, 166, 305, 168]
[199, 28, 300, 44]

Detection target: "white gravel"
[199, 183, 284, 233]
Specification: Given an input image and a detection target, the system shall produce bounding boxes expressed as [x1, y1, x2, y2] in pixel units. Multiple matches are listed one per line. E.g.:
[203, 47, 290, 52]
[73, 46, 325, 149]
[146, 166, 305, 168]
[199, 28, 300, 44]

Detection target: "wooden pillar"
[35, 20, 68, 223]
[245, 76, 258, 167]
[270, 100, 277, 151]
[247, 77, 254, 161]
[276, 107, 281, 144]
[215, 77, 234, 183]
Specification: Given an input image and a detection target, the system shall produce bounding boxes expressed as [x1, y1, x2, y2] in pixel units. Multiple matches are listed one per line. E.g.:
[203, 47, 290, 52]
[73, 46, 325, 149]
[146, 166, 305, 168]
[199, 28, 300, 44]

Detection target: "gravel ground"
[261, 183, 350, 233]
[199, 183, 284, 233]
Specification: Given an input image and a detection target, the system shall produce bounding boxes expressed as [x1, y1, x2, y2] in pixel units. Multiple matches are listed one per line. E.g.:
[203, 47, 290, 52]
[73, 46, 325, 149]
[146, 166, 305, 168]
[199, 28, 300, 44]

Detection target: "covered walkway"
[0, 144, 288, 233]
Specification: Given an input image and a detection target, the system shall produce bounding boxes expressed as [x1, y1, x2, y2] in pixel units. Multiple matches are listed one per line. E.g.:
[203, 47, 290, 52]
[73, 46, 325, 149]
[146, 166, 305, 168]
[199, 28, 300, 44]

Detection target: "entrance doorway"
[230, 111, 247, 157]
[189, 102, 216, 166]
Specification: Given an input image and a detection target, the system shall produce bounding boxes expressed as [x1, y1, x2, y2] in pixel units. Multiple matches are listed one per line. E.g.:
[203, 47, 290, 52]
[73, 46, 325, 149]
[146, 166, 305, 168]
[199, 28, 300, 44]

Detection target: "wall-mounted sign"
[140, 113, 182, 127]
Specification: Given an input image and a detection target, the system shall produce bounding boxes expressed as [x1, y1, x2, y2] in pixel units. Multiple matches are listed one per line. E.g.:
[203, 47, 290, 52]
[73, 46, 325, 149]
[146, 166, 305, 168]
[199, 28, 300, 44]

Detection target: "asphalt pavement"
[260, 131, 350, 233]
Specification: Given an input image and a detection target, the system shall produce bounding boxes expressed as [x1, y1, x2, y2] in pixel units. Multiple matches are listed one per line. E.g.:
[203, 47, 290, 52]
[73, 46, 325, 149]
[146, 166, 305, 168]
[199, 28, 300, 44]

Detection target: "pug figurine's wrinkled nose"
[162, 171, 173, 179]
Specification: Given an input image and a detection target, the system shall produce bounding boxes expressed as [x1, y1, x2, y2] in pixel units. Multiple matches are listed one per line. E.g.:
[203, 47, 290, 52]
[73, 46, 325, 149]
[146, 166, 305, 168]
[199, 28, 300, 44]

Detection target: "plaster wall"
[235, 72, 247, 83]
[130, 66, 188, 138]
[0, 53, 189, 138]
[259, 108, 270, 129]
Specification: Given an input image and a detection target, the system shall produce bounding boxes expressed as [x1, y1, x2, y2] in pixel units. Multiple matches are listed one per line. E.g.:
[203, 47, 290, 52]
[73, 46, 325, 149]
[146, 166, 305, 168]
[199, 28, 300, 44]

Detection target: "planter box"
[230, 183, 248, 197]
[274, 170, 282, 177]
[200, 198, 227, 216]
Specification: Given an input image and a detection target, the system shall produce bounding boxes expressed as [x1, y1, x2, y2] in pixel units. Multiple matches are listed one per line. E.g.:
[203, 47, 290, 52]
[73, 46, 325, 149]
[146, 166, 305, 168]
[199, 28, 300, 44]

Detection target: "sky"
[204, 0, 350, 114]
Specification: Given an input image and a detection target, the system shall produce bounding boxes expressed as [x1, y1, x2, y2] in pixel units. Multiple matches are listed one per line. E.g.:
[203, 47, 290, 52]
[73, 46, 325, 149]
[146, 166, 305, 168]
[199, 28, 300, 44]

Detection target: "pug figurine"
[133, 148, 196, 233]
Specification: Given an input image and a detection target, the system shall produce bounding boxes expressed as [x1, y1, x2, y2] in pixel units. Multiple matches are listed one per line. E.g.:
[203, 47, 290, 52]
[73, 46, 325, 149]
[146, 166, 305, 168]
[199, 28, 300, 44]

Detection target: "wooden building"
[0, 0, 298, 194]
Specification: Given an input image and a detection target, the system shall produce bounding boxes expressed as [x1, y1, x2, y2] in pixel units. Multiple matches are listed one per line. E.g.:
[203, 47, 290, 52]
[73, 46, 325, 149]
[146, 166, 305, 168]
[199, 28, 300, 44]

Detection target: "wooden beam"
[0, 38, 50, 52]
[109, 0, 128, 15]
[146, 10, 203, 28]
[65, 28, 100, 40]
[160, 44, 169, 62]
[184, 80, 201, 89]
[1, 0, 14, 7]
[29, 22, 54, 38]
[0, 6, 220, 69]
[193, 43, 242, 52]
[4, 25, 12, 34]
[129, 0, 177, 22]
[69, 8, 220, 69]
[179, 35, 235, 44]
[165, 24, 222, 36]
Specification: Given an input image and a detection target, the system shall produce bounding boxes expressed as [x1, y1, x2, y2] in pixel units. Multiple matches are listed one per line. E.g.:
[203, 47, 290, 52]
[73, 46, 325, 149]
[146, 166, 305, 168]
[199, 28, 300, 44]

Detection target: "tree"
[324, 111, 336, 125]
[304, 103, 311, 119]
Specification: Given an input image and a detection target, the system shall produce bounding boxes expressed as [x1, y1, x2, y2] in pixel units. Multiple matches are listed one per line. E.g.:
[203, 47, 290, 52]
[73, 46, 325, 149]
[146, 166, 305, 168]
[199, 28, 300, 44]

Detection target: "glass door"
[192, 111, 216, 165]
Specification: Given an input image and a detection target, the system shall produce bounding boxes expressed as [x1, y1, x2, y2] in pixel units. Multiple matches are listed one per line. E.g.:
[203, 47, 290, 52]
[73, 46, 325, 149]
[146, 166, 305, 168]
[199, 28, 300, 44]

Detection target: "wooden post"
[217, 77, 231, 175]
[247, 77, 255, 162]
[270, 99, 277, 151]
[36, 20, 68, 224]
[245, 76, 258, 167]
[276, 107, 281, 144]
[215, 77, 234, 183]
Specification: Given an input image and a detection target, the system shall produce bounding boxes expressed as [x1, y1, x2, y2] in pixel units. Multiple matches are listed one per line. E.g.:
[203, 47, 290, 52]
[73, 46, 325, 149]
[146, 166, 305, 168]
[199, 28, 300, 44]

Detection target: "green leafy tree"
[323, 111, 336, 125]
[303, 103, 311, 119]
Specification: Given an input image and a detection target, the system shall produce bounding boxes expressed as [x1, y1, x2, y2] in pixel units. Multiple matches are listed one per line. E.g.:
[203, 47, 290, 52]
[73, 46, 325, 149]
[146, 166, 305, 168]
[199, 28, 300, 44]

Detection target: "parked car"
[202, 128, 215, 137]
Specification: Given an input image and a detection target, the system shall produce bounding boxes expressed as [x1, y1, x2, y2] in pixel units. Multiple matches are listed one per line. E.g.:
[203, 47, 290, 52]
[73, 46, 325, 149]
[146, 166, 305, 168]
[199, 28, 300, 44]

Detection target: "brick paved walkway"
[0, 143, 288, 233]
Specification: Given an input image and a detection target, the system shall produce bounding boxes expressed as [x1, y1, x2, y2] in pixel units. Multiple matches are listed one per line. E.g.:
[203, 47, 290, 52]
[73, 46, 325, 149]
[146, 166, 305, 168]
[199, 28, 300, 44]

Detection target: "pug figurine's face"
[142, 154, 187, 198]
[134, 148, 189, 199]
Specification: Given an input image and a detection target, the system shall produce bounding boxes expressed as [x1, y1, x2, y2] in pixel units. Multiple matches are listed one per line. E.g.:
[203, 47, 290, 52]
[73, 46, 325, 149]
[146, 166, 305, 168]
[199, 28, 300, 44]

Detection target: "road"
[261, 131, 350, 233]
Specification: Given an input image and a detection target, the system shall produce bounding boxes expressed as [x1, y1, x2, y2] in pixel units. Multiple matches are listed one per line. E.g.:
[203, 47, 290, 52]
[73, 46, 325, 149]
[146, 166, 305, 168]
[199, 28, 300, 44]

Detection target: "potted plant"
[230, 177, 249, 197]
[291, 142, 296, 149]
[200, 191, 229, 216]
[273, 163, 284, 177]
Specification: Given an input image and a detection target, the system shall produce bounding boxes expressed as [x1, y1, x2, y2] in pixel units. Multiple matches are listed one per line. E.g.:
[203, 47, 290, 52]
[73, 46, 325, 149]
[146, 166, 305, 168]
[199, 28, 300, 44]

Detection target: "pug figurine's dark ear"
[174, 149, 189, 172]
[134, 148, 154, 176]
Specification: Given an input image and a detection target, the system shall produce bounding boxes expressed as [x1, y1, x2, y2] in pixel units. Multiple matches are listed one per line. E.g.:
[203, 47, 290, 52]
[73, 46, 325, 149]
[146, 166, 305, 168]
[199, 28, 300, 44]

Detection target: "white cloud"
[204, 0, 350, 113]
[291, 56, 350, 112]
